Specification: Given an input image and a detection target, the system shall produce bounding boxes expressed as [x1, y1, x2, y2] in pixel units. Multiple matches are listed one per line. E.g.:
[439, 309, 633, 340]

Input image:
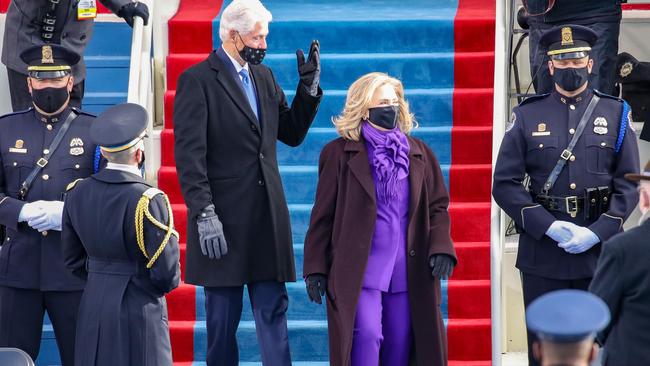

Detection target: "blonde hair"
[333, 72, 416, 141]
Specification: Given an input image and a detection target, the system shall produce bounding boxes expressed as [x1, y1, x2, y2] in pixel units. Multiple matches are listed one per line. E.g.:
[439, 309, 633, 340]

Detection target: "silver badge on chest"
[593, 117, 608, 135]
[69, 138, 84, 156]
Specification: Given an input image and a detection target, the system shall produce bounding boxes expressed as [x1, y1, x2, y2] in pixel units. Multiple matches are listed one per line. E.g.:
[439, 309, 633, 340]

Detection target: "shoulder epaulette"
[593, 90, 623, 103]
[66, 178, 84, 192]
[142, 187, 164, 200]
[71, 107, 97, 118]
[0, 107, 33, 120]
[518, 93, 550, 107]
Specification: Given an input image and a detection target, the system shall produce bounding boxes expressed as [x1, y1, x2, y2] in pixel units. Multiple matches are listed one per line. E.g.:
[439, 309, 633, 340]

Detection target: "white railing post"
[492, 0, 513, 364]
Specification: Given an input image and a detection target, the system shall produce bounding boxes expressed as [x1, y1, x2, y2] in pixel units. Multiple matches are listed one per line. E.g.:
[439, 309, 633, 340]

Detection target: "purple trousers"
[351, 288, 412, 366]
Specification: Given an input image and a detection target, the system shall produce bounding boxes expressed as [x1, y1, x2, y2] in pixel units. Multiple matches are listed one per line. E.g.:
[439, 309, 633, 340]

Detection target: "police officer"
[0, 44, 101, 365]
[492, 25, 640, 366]
[2, 0, 150, 111]
[62, 103, 180, 366]
[526, 289, 610, 366]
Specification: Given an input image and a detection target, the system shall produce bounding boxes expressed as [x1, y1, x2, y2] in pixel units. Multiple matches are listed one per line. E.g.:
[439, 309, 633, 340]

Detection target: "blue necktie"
[239, 68, 259, 121]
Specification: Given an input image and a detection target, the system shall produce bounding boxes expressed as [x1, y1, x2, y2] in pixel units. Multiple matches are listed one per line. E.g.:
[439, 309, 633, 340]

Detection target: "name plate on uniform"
[9, 148, 27, 153]
[532, 131, 551, 136]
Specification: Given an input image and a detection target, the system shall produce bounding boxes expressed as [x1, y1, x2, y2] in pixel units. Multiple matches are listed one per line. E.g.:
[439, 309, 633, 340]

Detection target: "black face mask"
[31, 86, 69, 114]
[368, 106, 398, 130]
[237, 33, 266, 65]
[552, 66, 589, 92]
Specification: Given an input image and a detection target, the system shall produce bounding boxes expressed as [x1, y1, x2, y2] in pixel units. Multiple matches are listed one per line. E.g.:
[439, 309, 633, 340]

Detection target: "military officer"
[526, 289, 610, 366]
[0, 44, 101, 365]
[62, 103, 180, 366]
[492, 24, 640, 366]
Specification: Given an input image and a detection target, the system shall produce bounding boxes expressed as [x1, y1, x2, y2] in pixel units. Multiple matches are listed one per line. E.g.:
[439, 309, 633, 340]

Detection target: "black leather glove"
[118, 1, 150, 27]
[197, 205, 228, 260]
[429, 254, 455, 280]
[305, 273, 328, 305]
[296, 40, 320, 97]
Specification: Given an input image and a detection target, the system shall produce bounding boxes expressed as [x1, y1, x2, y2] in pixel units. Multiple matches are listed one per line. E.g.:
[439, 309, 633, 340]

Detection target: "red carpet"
[447, 0, 495, 363]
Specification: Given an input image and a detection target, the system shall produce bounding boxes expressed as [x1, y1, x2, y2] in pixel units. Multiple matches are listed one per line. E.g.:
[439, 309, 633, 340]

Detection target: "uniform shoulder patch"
[66, 178, 84, 191]
[506, 111, 517, 133]
[593, 90, 623, 103]
[142, 187, 165, 200]
[518, 93, 550, 107]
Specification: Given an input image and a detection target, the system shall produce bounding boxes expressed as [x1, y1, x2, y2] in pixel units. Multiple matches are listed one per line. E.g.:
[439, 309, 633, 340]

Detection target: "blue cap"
[91, 103, 148, 152]
[526, 290, 610, 343]
[20, 44, 81, 79]
[540, 25, 598, 60]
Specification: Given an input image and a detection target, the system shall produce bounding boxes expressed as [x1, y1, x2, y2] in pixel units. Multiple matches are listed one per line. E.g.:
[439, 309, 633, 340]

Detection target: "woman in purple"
[303, 72, 457, 366]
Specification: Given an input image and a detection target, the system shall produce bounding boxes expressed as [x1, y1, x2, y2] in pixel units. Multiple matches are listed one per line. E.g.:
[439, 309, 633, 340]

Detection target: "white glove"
[545, 220, 574, 243]
[557, 223, 600, 254]
[18, 201, 46, 222]
[27, 201, 64, 232]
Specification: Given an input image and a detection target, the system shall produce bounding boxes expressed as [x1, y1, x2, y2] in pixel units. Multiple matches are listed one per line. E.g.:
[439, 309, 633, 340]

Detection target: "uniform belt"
[533, 194, 585, 216]
[86, 258, 141, 276]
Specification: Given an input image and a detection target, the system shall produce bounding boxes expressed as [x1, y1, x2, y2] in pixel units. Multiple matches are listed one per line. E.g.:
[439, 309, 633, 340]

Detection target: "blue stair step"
[286, 88, 454, 129]
[82, 92, 128, 114]
[192, 320, 330, 362]
[265, 53, 455, 91]
[84, 22, 132, 56]
[280, 164, 451, 204]
[277, 126, 452, 166]
[84, 56, 130, 93]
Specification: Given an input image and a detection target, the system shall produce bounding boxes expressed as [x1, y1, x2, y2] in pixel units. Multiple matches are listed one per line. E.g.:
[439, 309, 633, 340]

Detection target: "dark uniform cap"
[616, 52, 650, 84]
[625, 160, 650, 182]
[19, 44, 81, 79]
[91, 103, 148, 152]
[540, 25, 598, 60]
[526, 290, 610, 343]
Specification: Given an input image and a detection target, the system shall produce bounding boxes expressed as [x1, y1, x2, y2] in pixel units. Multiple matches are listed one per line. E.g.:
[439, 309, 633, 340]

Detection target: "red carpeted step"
[167, 53, 210, 90]
[166, 281, 196, 321]
[450, 202, 490, 242]
[169, 320, 195, 362]
[160, 129, 176, 167]
[447, 318, 492, 360]
[449, 361, 492, 366]
[168, 0, 222, 54]
[453, 242, 490, 280]
[454, 0, 496, 53]
[451, 127, 493, 165]
[165, 91, 176, 129]
[453, 88, 494, 128]
[449, 164, 492, 202]
[448, 280, 491, 319]
[179, 243, 187, 281]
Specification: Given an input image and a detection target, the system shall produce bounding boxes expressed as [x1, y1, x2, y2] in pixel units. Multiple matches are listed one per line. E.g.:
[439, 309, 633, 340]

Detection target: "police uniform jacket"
[173, 48, 322, 287]
[1, 0, 130, 81]
[62, 168, 180, 366]
[0, 107, 98, 291]
[492, 88, 639, 280]
[589, 219, 650, 366]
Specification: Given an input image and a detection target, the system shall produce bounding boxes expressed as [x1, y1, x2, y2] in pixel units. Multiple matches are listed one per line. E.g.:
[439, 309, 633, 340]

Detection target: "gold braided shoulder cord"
[135, 191, 179, 269]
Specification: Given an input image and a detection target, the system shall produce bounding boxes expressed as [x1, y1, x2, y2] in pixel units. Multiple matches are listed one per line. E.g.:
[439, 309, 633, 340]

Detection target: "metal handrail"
[126, 0, 156, 181]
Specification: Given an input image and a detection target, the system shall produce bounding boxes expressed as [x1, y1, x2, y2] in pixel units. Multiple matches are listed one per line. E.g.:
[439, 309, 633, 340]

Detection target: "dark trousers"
[7, 68, 84, 112]
[204, 281, 291, 366]
[528, 19, 620, 95]
[521, 272, 592, 366]
[0, 286, 82, 366]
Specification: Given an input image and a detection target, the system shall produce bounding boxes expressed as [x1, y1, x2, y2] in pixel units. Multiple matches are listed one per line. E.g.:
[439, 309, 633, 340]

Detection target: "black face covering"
[31, 86, 69, 114]
[552, 66, 589, 92]
[237, 33, 266, 65]
[368, 106, 398, 129]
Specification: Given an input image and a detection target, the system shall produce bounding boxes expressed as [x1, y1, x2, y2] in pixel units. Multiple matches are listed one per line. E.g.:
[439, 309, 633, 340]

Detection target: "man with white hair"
[589, 160, 650, 365]
[173, 0, 322, 364]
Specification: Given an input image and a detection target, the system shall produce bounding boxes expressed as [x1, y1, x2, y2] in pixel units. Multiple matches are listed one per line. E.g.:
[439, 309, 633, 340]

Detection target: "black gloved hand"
[197, 205, 228, 260]
[305, 273, 328, 305]
[118, 1, 150, 27]
[429, 254, 455, 280]
[296, 40, 320, 97]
